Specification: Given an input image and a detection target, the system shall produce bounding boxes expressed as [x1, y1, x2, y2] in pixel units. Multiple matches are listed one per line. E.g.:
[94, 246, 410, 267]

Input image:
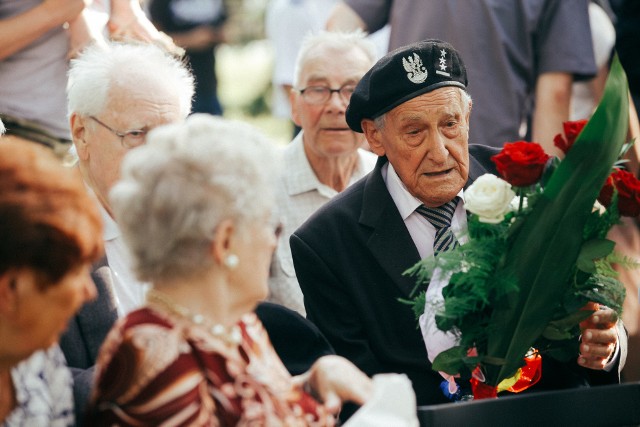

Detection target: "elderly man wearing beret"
[291, 39, 624, 407]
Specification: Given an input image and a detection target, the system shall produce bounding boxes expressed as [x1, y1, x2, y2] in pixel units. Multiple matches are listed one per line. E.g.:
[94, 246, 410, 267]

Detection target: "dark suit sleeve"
[256, 302, 334, 376]
[59, 260, 119, 426]
[290, 233, 386, 376]
[69, 366, 95, 426]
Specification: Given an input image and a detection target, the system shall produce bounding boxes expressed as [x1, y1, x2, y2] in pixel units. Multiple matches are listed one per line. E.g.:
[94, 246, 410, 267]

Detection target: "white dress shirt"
[382, 162, 467, 259]
[100, 203, 149, 316]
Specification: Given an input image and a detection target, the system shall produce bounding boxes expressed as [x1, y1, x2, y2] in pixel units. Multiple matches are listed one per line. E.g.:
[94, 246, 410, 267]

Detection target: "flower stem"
[518, 188, 524, 214]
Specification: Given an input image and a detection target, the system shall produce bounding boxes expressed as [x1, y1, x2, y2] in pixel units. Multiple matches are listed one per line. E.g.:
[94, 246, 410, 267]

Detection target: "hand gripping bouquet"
[407, 56, 638, 400]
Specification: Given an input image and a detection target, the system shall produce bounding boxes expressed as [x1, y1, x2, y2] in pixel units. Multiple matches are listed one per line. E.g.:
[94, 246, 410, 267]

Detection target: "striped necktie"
[415, 197, 460, 255]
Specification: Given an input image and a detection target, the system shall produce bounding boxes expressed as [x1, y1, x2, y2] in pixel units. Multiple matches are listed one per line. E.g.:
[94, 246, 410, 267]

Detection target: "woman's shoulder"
[91, 308, 201, 413]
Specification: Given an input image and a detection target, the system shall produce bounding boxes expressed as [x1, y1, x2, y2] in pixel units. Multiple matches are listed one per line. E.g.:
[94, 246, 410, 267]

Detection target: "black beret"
[346, 39, 468, 133]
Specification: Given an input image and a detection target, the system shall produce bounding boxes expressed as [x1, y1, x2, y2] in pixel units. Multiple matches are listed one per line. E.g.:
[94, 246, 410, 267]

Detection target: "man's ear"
[361, 119, 386, 157]
[290, 90, 303, 127]
[70, 113, 90, 161]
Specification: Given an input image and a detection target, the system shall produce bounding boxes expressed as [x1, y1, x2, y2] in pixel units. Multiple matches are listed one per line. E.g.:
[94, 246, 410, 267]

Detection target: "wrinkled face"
[73, 82, 183, 214]
[363, 87, 471, 207]
[11, 264, 96, 360]
[291, 46, 372, 158]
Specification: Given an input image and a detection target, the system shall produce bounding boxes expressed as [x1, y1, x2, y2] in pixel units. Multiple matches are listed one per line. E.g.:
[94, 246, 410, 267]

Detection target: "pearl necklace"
[146, 289, 243, 346]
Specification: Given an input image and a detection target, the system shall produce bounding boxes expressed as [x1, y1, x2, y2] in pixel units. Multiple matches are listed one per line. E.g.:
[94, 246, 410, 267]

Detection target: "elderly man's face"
[72, 81, 183, 215]
[363, 87, 471, 207]
[291, 46, 372, 158]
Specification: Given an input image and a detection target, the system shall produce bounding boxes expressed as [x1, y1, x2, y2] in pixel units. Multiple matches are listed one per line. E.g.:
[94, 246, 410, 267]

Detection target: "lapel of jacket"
[359, 157, 423, 298]
[466, 144, 500, 188]
[77, 257, 120, 362]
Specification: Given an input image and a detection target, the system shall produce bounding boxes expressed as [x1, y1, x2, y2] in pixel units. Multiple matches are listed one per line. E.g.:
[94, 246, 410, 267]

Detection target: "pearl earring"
[224, 254, 239, 269]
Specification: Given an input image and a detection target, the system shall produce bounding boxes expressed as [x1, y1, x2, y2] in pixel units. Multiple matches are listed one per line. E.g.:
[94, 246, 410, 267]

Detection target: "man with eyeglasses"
[60, 41, 194, 424]
[267, 31, 378, 315]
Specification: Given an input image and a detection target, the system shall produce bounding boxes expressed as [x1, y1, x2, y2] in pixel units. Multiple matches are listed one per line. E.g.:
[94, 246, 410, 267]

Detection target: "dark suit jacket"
[256, 302, 335, 376]
[291, 145, 622, 407]
[60, 258, 119, 425]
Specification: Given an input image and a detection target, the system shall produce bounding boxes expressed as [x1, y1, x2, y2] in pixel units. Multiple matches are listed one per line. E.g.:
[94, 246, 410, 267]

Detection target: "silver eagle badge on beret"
[402, 52, 428, 84]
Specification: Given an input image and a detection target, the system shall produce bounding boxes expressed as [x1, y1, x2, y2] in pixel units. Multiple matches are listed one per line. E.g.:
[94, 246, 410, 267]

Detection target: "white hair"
[373, 88, 472, 129]
[292, 30, 377, 88]
[0, 119, 4, 135]
[67, 42, 195, 118]
[109, 114, 280, 283]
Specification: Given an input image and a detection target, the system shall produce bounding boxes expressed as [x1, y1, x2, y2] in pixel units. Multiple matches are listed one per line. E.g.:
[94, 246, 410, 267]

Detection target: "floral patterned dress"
[3, 346, 74, 427]
[89, 307, 335, 426]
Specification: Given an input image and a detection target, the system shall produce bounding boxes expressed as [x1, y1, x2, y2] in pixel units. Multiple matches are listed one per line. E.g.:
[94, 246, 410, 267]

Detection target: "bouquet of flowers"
[407, 56, 639, 399]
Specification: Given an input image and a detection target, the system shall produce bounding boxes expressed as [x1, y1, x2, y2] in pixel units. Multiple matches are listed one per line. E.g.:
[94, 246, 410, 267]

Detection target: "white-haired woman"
[88, 114, 372, 426]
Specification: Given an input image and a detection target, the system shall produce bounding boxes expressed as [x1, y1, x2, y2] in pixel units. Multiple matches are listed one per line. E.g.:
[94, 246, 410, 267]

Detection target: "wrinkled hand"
[578, 302, 619, 370]
[295, 355, 372, 414]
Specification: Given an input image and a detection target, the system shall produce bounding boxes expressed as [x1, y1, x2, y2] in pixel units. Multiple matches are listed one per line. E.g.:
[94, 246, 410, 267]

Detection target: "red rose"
[598, 174, 614, 207]
[553, 120, 588, 154]
[598, 169, 640, 217]
[491, 141, 551, 187]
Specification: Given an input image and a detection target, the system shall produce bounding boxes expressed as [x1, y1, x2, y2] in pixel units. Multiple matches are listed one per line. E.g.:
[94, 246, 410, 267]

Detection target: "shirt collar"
[385, 162, 465, 220]
[98, 196, 120, 242]
[284, 131, 371, 198]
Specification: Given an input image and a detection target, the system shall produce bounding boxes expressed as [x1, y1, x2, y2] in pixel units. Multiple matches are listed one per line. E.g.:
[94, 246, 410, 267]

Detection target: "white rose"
[464, 174, 516, 223]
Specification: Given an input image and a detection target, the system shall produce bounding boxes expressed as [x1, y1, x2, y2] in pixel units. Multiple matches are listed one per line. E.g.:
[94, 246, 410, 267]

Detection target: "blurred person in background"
[88, 114, 372, 425]
[268, 31, 377, 315]
[0, 135, 102, 425]
[149, 0, 227, 115]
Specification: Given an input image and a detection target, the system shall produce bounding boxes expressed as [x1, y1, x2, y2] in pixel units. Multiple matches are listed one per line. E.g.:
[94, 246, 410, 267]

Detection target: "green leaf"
[432, 346, 468, 375]
[542, 310, 593, 340]
[576, 274, 626, 313]
[576, 239, 616, 273]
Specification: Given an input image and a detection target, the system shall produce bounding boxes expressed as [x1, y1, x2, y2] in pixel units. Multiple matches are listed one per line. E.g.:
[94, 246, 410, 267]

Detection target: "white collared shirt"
[100, 203, 149, 316]
[382, 162, 467, 259]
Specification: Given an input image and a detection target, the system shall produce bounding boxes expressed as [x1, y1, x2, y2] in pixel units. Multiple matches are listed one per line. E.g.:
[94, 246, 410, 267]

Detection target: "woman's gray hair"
[293, 30, 377, 88]
[110, 114, 280, 283]
[67, 42, 195, 118]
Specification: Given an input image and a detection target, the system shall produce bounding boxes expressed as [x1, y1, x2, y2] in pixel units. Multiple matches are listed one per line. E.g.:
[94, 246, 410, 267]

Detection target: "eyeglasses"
[297, 84, 356, 105]
[89, 116, 148, 149]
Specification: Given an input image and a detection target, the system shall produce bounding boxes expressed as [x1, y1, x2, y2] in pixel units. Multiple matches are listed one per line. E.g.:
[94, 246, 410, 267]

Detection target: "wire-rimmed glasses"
[297, 84, 356, 105]
[89, 116, 148, 149]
